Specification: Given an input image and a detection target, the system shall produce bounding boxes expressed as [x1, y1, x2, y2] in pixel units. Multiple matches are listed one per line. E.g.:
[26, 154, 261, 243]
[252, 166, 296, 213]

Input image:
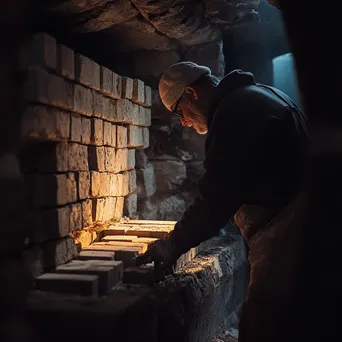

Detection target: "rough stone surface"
[124, 193, 138, 218]
[155, 236, 249, 342]
[157, 194, 187, 221]
[151, 158, 187, 192]
[136, 163, 156, 198]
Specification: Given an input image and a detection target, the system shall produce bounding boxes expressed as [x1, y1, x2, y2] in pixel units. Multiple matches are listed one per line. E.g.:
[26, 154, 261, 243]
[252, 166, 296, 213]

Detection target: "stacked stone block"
[20, 33, 151, 277]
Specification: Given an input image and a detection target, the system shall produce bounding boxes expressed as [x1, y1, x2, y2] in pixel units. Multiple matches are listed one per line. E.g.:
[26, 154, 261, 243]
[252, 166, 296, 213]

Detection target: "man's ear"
[185, 86, 198, 100]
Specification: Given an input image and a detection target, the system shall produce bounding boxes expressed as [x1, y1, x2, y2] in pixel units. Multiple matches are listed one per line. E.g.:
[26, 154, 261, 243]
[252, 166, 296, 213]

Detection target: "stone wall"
[20, 33, 151, 278]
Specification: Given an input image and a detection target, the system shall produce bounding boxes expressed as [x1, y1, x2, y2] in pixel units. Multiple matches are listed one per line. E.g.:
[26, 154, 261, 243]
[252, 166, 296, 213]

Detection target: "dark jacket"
[169, 69, 308, 253]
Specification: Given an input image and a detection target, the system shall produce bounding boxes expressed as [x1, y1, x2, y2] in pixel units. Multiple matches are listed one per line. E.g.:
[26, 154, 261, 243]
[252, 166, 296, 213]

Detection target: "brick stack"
[20, 33, 151, 277]
[33, 219, 205, 296]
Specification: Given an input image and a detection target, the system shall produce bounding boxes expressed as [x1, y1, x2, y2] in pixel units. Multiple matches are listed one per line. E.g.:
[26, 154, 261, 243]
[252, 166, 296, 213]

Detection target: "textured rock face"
[156, 235, 249, 342]
[39, 0, 260, 82]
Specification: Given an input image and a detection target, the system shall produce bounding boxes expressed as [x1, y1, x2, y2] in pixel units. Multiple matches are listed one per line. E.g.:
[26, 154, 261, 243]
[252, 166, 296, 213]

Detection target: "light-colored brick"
[111, 124, 117, 147]
[100, 66, 114, 96]
[115, 148, 128, 172]
[42, 236, 78, 269]
[102, 235, 138, 242]
[21, 105, 70, 142]
[70, 114, 82, 142]
[90, 118, 103, 145]
[116, 125, 127, 148]
[100, 67, 122, 99]
[55, 260, 118, 295]
[101, 96, 111, 121]
[110, 173, 126, 197]
[88, 146, 105, 171]
[57, 44, 75, 80]
[35, 273, 99, 297]
[112, 72, 122, 99]
[132, 79, 145, 105]
[114, 197, 124, 221]
[77, 171, 90, 200]
[47, 73, 74, 110]
[74, 84, 93, 116]
[145, 108, 151, 126]
[127, 125, 144, 148]
[130, 102, 140, 125]
[127, 149, 135, 170]
[81, 117, 91, 144]
[92, 198, 105, 222]
[104, 147, 116, 172]
[115, 99, 138, 124]
[84, 243, 141, 268]
[70, 202, 83, 232]
[25, 68, 74, 110]
[121, 77, 133, 99]
[103, 225, 126, 236]
[31, 173, 77, 208]
[106, 99, 117, 122]
[142, 127, 150, 148]
[128, 169, 137, 194]
[108, 174, 118, 197]
[42, 205, 71, 238]
[103, 121, 112, 146]
[75, 53, 100, 90]
[90, 172, 110, 198]
[82, 199, 93, 227]
[121, 173, 129, 196]
[144, 86, 152, 107]
[78, 250, 115, 261]
[68, 143, 89, 171]
[123, 193, 137, 218]
[28, 33, 56, 70]
[103, 196, 116, 221]
[92, 91, 104, 118]
[137, 106, 146, 126]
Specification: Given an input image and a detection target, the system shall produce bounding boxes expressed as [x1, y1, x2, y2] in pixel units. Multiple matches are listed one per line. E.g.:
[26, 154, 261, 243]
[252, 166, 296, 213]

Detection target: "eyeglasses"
[171, 96, 184, 119]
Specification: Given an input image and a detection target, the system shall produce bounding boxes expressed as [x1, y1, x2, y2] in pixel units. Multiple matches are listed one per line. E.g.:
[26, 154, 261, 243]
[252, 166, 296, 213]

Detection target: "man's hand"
[136, 234, 182, 275]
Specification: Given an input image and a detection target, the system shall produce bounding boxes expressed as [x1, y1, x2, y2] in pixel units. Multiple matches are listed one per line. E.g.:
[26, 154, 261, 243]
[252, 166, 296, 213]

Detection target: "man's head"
[159, 62, 218, 135]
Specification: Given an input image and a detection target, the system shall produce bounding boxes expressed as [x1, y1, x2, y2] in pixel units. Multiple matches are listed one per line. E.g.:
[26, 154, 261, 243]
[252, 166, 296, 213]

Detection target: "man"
[137, 62, 308, 341]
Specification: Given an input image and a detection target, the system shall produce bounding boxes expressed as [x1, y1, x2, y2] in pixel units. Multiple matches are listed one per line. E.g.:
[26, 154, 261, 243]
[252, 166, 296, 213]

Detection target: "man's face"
[171, 90, 208, 135]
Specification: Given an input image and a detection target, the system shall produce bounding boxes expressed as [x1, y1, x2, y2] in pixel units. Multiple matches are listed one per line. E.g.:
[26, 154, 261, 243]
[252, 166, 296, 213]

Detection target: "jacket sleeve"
[168, 103, 251, 255]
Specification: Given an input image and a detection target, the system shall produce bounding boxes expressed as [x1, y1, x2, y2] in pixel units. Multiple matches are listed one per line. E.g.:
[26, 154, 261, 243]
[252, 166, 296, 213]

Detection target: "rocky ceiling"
[34, 1, 275, 85]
